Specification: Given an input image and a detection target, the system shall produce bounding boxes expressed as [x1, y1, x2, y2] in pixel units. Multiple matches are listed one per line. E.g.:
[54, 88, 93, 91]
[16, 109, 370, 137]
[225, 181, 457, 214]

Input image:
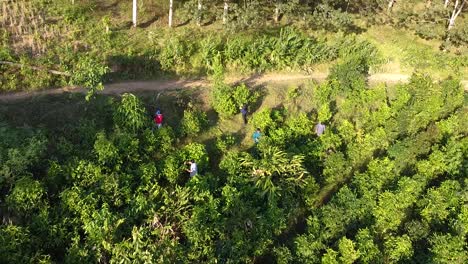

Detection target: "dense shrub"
[212, 82, 259, 118]
[113, 93, 149, 132]
[181, 108, 208, 136]
[310, 4, 356, 32]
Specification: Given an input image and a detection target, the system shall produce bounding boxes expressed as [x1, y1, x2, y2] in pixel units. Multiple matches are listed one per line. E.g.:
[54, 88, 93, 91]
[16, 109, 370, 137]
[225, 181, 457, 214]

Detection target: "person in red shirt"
[154, 109, 163, 129]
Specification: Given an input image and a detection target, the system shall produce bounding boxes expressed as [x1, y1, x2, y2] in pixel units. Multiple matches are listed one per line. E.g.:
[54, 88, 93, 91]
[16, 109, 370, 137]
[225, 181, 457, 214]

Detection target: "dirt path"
[0, 72, 466, 102]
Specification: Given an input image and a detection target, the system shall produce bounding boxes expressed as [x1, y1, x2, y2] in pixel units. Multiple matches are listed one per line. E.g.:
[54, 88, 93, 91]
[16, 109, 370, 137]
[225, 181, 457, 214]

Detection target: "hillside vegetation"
[0, 0, 467, 93]
[1, 53, 467, 262]
[0, 0, 467, 263]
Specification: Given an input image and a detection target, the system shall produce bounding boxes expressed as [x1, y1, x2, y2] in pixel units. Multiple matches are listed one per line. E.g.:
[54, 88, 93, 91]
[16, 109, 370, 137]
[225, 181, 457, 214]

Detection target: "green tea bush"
[216, 134, 236, 153]
[212, 83, 258, 118]
[113, 93, 149, 133]
[181, 109, 208, 137]
[310, 4, 356, 32]
[211, 83, 238, 117]
[6, 177, 45, 216]
[0, 124, 47, 188]
[70, 56, 109, 100]
[0, 225, 34, 263]
[449, 26, 468, 46]
[153, 127, 176, 155]
[180, 143, 209, 172]
[227, 1, 266, 31]
[219, 151, 244, 177]
[162, 153, 184, 184]
[94, 132, 120, 167]
[251, 109, 276, 132]
[328, 55, 369, 93]
[159, 37, 196, 74]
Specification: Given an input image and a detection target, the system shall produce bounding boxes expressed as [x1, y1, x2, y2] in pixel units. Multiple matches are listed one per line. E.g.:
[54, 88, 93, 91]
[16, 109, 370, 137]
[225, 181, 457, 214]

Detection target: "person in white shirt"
[186, 160, 198, 177]
[315, 122, 326, 136]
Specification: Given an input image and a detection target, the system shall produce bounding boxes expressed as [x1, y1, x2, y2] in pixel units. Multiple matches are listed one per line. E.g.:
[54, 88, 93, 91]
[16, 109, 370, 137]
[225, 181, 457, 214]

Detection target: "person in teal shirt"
[253, 128, 261, 144]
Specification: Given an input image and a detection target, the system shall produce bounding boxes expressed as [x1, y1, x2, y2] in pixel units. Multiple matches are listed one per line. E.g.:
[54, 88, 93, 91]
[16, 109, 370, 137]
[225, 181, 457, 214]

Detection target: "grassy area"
[2, 0, 467, 94]
[363, 25, 468, 79]
[0, 78, 316, 147]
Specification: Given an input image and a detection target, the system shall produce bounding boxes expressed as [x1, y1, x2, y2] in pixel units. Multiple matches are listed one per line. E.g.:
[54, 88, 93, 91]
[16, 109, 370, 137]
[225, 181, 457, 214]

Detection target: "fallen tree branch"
[0, 60, 71, 76]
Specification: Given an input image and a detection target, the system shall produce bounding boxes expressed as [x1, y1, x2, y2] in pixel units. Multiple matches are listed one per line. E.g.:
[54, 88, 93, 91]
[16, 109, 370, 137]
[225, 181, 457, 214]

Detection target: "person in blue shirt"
[240, 105, 248, 124]
[253, 128, 261, 144]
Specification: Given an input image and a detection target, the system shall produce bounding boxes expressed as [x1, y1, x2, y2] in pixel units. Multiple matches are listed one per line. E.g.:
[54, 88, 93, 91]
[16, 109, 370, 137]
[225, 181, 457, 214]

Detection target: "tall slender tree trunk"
[197, 0, 202, 26]
[447, 0, 465, 31]
[132, 0, 137, 27]
[223, 0, 229, 24]
[387, 0, 395, 13]
[444, 0, 450, 8]
[426, 0, 432, 8]
[446, 0, 465, 43]
[169, 0, 173, 27]
[274, 0, 280, 23]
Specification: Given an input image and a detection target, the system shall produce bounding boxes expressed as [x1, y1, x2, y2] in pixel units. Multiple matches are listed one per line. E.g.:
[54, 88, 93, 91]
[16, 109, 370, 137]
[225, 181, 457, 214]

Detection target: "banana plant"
[239, 146, 307, 202]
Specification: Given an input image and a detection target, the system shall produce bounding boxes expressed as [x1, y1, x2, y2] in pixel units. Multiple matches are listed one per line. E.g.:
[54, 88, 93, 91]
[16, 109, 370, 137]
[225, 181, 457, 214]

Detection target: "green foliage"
[212, 82, 259, 118]
[94, 132, 121, 168]
[274, 246, 292, 264]
[239, 146, 307, 201]
[251, 108, 285, 134]
[180, 143, 209, 172]
[160, 36, 196, 74]
[216, 134, 236, 152]
[6, 177, 45, 216]
[338, 237, 360, 264]
[355, 228, 381, 263]
[310, 4, 356, 32]
[0, 225, 33, 263]
[227, 1, 266, 31]
[70, 56, 109, 100]
[0, 123, 47, 188]
[181, 108, 208, 136]
[1, 70, 467, 263]
[328, 55, 369, 93]
[419, 180, 461, 225]
[384, 235, 413, 262]
[113, 93, 148, 132]
[429, 233, 467, 264]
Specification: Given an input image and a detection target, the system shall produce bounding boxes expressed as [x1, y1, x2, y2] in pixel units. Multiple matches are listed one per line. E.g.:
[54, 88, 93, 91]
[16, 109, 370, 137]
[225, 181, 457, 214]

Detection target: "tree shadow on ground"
[115, 21, 133, 31]
[177, 19, 191, 27]
[97, 1, 119, 10]
[205, 108, 220, 131]
[201, 129, 246, 169]
[249, 85, 268, 114]
[139, 16, 159, 28]
[106, 54, 164, 81]
[202, 17, 216, 27]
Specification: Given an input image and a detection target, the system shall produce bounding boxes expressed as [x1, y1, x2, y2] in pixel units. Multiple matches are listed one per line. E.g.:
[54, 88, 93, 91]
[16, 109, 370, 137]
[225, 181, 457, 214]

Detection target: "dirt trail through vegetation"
[0, 72, 466, 102]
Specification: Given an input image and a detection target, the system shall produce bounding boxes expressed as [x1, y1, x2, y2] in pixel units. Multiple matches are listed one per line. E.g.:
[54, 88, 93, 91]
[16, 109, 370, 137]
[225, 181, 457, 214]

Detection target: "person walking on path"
[253, 128, 262, 144]
[315, 122, 326, 136]
[186, 160, 198, 177]
[240, 105, 248, 124]
[154, 109, 164, 129]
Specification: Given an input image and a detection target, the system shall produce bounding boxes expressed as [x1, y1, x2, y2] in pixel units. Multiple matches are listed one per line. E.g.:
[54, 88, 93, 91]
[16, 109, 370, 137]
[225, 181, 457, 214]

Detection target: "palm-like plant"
[240, 146, 307, 201]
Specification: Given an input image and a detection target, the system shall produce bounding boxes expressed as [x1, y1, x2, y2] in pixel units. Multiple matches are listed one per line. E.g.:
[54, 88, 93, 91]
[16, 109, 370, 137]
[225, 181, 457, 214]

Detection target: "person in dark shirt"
[240, 105, 248, 124]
